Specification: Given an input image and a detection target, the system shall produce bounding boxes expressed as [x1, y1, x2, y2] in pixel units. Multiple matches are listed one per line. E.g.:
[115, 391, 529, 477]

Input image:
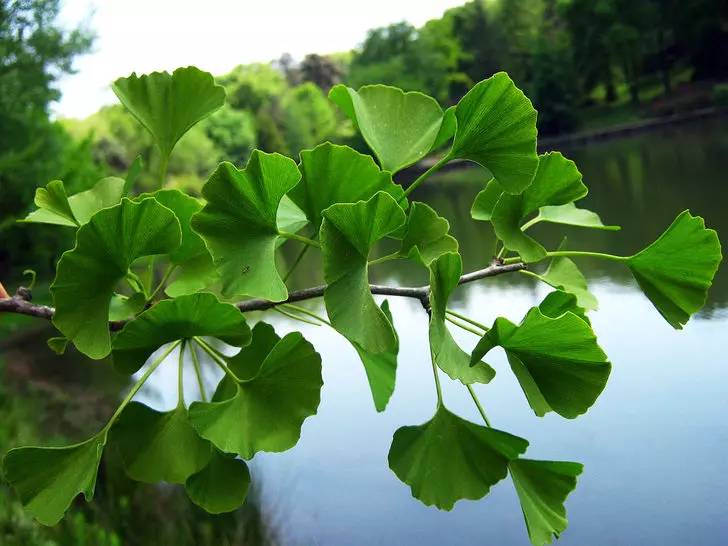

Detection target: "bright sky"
[55, 0, 466, 119]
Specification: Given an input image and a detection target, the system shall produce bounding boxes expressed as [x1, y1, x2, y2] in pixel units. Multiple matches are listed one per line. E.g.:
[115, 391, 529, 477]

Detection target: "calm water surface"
[8, 119, 728, 545]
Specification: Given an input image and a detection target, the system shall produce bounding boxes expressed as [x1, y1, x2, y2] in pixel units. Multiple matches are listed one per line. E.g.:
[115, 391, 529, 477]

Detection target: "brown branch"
[0, 261, 526, 326]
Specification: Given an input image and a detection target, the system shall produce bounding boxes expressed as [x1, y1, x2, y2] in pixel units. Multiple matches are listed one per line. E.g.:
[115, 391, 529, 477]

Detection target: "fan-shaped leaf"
[320, 191, 405, 353]
[3, 432, 107, 526]
[510, 459, 583, 546]
[51, 197, 181, 358]
[429, 253, 496, 384]
[538, 290, 589, 324]
[388, 406, 528, 510]
[329, 84, 445, 174]
[112, 66, 225, 161]
[110, 402, 211, 484]
[23, 177, 125, 227]
[470, 178, 502, 221]
[185, 450, 250, 514]
[472, 308, 611, 418]
[400, 202, 458, 266]
[448, 72, 538, 194]
[351, 300, 398, 412]
[192, 151, 301, 301]
[534, 253, 598, 311]
[290, 143, 405, 231]
[627, 210, 722, 329]
[189, 332, 322, 459]
[112, 292, 251, 375]
[534, 202, 620, 231]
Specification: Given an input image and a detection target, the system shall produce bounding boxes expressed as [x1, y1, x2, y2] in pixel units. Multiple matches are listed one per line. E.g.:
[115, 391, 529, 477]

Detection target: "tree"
[0, 66, 721, 546]
[299, 53, 343, 91]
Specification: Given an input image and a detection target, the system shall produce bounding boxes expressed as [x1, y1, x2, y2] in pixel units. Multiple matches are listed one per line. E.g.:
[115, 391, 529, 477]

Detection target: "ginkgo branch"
[0, 261, 526, 325]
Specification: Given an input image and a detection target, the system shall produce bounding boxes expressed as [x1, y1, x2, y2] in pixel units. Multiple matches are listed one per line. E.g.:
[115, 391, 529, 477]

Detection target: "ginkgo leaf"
[329, 84, 445, 174]
[470, 178, 502, 221]
[626, 210, 722, 329]
[290, 142, 405, 230]
[110, 402, 211, 484]
[320, 191, 405, 354]
[400, 202, 458, 266]
[448, 72, 538, 194]
[3, 431, 107, 526]
[145, 189, 219, 297]
[534, 202, 620, 231]
[189, 332, 322, 459]
[431, 105, 457, 150]
[191, 151, 301, 301]
[112, 66, 225, 162]
[388, 405, 528, 510]
[51, 197, 181, 359]
[538, 290, 589, 324]
[112, 292, 251, 375]
[23, 177, 125, 227]
[534, 253, 598, 311]
[510, 459, 583, 546]
[123, 154, 143, 195]
[108, 292, 146, 321]
[277, 194, 309, 236]
[47, 336, 69, 355]
[351, 300, 398, 412]
[472, 307, 611, 418]
[489, 152, 587, 262]
[429, 253, 496, 384]
[185, 450, 250, 514]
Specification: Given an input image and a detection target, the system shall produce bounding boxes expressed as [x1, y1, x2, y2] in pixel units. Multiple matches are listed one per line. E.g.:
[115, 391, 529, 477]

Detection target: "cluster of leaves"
[3, 66, 722, 545]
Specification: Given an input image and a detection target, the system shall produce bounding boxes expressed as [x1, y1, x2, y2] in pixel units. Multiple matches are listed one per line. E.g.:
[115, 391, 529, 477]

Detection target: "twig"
[0, 261, 526, 327]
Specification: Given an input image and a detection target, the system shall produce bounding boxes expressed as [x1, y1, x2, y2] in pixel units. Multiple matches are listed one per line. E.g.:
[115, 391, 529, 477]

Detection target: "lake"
[2, 117, 727, 545]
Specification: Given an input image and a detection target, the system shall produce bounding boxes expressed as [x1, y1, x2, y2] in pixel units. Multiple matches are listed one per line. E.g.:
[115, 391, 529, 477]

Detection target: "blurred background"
[1, 1, 727, 544]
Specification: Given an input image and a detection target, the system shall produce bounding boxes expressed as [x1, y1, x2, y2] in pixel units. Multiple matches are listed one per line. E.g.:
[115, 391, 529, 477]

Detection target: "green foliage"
[2, 65, 722, 546]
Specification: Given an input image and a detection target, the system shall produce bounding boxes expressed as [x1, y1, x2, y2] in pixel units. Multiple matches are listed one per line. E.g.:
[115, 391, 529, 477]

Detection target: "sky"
[55, 0, 466, 119]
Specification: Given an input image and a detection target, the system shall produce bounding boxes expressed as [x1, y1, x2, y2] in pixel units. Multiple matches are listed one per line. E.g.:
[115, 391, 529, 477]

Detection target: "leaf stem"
[103, 340, 181, 432]
[503, 249, 626, 265]
[466, 384, 491, 427]
[368, 251, 401, 266]
[273, 306, 321, 326]
[177, 340, 186, 408]
[401, 155, 450, 200]
[281, 303, 331, 326]
[445, 315, 485, 336]
[148, 264, 177, 302]
[283, 244, 310, 283]
[520, 217, 540, 231]
[189, 342, 207, 402]
[278, 231, 321, 248]
[430, 350, 443, 406]
[193, 337, 242, 383]
[158, 153, 169, 189]
[446, 309, 489, 332]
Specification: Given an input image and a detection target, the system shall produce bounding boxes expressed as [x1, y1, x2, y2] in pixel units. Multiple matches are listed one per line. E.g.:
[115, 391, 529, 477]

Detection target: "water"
[4, 118, 728, 544]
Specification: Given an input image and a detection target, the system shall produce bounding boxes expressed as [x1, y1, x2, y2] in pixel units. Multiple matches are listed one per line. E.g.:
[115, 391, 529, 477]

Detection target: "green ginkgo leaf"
[112, 292, 251, 375]
[110, 402, 211, 484]
[510, 459, 583, 546]
[290, 143, 405, 231]
[3, 431, 107, 526]
[112, 66, 225, 162]
[191, 151, 301, 301]
[51, 197, 181, 359]
[489, 152, 588, 262]
[448, 72, 538, 194]
[108, 292, 146, 321]
[320, 191, 405, 354]
[388, 405, 528, 510]
[23, 177, 126, 227]
[276, 194, 309, 237]
[400, 202, 458, 266]
[189, 331, 322, 459]
[144, 189, 218, 297]
[351, 300, 399, 412]
[470, 178, 502, 222]
[538, 290, 589, 324]
[185, 450, 251, 514]
[534, 202, 619, 231]
[329, 84, 445, 174]
[429, 253, 496, 384]
[626, 210, 722, 329]
[472, 307, 611, 418]
[533, 253, 598, 311]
